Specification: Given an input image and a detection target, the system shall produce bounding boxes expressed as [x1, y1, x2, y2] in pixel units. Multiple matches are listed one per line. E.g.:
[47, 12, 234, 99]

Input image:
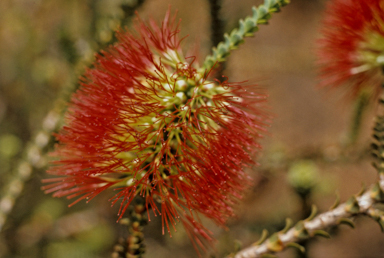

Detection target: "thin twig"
[232, 174, 384, 258]
[0, 110, 61, 231]
[202, 0, 290, 71]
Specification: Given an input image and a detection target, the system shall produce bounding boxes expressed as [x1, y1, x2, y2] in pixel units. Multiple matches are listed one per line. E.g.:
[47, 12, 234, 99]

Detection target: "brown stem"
[231, 175, 384, 258]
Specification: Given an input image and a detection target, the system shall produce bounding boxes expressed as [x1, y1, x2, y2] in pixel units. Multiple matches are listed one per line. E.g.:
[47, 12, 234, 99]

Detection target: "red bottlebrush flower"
[42, 10, 268, 252]
[317, 0, 384, 99]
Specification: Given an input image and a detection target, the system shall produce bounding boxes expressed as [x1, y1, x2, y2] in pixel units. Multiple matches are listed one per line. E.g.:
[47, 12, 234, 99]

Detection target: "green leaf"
[286, 242, 305, 253]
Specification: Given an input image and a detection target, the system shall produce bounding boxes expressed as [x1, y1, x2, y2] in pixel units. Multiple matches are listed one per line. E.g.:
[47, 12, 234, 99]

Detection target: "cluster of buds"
[42, 10, 268, 251]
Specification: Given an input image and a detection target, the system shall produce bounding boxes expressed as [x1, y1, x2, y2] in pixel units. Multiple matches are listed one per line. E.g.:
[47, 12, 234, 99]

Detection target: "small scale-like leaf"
[266, 233, 284, 252]
[338, 218, 355, 228]
[377, 217, 384, 232]
[329, 192, 340, 210]
[345, 196, 360, 214]
[357, 183, 366, 196]
[280, 218, 293, 233]
[371, 183, 384, 201]
[286, 242, 305, 253]
[306, 205, 318, 221]
[254, 229, 269, 246]
[313, 230, 331, 239]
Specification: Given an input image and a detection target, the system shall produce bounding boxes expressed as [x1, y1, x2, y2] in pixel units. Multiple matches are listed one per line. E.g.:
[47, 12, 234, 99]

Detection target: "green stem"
[201, 0, 290, 72]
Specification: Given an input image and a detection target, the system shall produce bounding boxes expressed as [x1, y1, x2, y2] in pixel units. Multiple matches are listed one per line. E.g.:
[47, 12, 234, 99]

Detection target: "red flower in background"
[42, 10, 268, 252]
[317, 0, 384, 99]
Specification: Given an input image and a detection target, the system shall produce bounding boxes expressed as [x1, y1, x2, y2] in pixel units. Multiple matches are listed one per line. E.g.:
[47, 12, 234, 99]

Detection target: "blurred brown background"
[1, 0, 383, 257]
